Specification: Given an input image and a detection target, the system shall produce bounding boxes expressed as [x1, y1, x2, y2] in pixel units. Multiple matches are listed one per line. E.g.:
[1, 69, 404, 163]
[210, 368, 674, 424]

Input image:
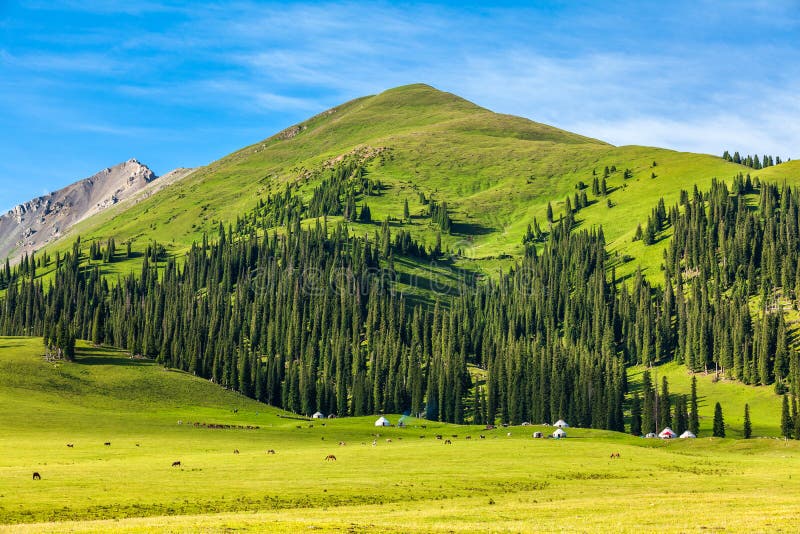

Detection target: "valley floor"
[1, 337, 799, 532]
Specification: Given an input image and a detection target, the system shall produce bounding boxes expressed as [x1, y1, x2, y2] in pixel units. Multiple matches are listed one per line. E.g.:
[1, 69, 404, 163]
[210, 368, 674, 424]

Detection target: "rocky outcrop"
[0, 159, 192, 262]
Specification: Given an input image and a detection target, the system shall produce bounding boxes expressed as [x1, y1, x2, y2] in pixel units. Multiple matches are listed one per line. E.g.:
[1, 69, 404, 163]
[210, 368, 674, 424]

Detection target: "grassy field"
[2, 336, 800, 532]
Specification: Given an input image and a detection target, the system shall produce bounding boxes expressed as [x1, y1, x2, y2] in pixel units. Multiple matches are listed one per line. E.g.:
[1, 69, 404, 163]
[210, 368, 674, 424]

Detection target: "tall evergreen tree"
[712, 402, 725, 437]
[743, 403, 752, 439]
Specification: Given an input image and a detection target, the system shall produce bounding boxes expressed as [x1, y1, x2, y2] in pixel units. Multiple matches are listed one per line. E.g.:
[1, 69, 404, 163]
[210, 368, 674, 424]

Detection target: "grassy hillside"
[3, 336, 800, 532]
[628, 362, 783, 438]
[31, 84, 799, 291]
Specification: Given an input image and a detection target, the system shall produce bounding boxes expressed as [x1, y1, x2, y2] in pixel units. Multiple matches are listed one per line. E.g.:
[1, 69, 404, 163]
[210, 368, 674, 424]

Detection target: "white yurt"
[552, 428, 567, 439]
[374, 416, 391, 427]
[658, 427, 678, 439]
[312, 411, 324, 419]
[679, 430, 696, 439]
[658, 427, 677, 439]
[554, 419, 569, 429]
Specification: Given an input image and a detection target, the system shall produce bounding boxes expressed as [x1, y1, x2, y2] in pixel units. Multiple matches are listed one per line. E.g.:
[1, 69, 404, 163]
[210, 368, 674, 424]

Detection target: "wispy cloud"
[2, 0, 800, 210]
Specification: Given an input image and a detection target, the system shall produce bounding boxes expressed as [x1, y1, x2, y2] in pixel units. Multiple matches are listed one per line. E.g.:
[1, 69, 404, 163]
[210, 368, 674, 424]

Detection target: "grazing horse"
[386, 439, 392, 443]
[610, 452, 621, 459]
[233, 449, 239, 454]
[104, 442, 111, 446]
[171, 461, 181, 467]
[480, 435, 486, 439]
[325, 454, 337, 461]
[267, 449, 276, 455]
[66, 443, 74, 448]
[32, 472, 41, 480]
[444, 439, 452, 445]
[338, 441, 346, 446]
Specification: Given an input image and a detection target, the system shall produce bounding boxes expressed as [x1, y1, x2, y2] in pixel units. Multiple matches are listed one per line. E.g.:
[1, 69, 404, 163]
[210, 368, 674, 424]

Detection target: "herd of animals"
[28, 420, 623, 480]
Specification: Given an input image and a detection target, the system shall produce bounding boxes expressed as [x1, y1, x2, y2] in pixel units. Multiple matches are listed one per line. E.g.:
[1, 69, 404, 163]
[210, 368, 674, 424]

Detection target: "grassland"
[2, 336, 799, 532]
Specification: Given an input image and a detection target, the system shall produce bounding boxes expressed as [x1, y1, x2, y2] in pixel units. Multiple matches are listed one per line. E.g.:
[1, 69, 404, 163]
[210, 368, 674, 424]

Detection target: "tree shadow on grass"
[76, 346, 154, 367]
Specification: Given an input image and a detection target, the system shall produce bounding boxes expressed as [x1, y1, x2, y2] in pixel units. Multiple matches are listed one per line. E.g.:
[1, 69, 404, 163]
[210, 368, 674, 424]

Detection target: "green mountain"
[3, 83, 800, 435]
[52, 83, 799, 285]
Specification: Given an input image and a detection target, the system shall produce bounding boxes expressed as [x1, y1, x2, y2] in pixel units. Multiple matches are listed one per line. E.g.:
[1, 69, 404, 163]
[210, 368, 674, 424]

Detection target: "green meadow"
[2, 336, 799, 533]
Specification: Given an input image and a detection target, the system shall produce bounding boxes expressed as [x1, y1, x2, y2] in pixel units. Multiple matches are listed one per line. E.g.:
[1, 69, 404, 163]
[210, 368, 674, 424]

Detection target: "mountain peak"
[0, 159, 163, 262]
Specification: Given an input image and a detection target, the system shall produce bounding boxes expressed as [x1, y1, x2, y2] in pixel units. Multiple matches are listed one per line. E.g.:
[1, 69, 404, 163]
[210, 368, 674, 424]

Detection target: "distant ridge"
[0, 160, 192, 262]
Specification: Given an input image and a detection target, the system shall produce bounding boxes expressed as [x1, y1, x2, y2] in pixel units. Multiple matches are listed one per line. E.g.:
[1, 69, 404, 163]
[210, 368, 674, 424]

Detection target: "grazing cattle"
[233, 449, 239, 454]
[420, 435, 425, 439]
[466, 436, 472, 440]
[338, 441, 346, 446]
[66, 443, 74, 448]
[233, 409, 238, 414]
[421, 425, 427, 429]
[452, 435, 458, 438]
[610, 452, 621, 459]
[435, 434, 443, 440]
[372, 440, 377, 447]
[135, 443, 140, 447]
[444, 439, 452, 445]
[32, 472, 41, 480]
[325, 454, 337, 461]
[104, 442, 111, 446]
[171, 461, 181, 467]
[506, 432, 512, 437]
[267, 449, 276, 455]
[480, 435, 486, 439]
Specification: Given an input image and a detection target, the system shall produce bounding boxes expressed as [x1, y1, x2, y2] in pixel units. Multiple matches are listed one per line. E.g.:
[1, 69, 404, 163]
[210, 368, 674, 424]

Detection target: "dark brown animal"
[444, 439, 452, 445]
[480, 435, 486, 439]
[435, 434, 443, 440]
[267, 449, 276, 454]
[171, 461, 181, 467]
[66, 443, 74, 448]
[610, 452, 621, 459]
[338, 441, 346, 446]
[32, 472, 41, 480]
[325, 454, 337, 461]
[234, 449, 239, 454]
[466, 436, 472, 440]
[104, 442, 111, 446]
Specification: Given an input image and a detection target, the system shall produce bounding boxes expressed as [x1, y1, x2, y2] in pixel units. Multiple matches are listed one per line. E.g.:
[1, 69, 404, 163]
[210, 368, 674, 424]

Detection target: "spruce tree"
[782, 394, 791, 438]
[630, 392, 642, 436]
[712, 402, 725, 437]
[689, 376, 699, 435]
[743, 403, 752, 439]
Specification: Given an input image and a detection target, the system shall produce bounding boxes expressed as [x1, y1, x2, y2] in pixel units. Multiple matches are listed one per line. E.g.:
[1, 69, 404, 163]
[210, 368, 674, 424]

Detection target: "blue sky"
[1, 1, 798, 211]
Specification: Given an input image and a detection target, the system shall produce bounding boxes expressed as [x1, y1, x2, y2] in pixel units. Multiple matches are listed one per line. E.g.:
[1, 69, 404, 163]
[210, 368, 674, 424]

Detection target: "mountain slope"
[25, 84, 800, 283]
[0, 160, 194, 262]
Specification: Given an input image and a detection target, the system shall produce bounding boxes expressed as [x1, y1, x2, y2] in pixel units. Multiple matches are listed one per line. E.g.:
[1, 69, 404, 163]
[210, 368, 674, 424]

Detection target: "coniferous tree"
[743, 403, 752, 439]
[630, 392, 642, 436]
[782, 394, 792, 438]
[689, 376, 699, 435]
[712, 402, 725, 437]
